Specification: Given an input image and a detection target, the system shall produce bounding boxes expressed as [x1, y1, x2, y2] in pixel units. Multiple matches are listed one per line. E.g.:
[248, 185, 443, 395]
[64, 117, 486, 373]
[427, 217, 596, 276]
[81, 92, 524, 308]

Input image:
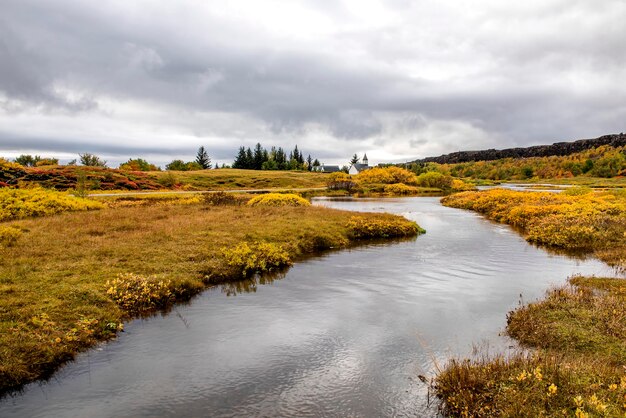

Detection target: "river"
[0, 197, 616, 417]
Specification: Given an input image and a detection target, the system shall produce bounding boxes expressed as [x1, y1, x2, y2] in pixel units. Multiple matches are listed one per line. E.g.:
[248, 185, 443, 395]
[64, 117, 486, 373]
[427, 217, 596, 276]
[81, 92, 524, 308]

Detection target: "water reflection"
[220, 271, 288, 296]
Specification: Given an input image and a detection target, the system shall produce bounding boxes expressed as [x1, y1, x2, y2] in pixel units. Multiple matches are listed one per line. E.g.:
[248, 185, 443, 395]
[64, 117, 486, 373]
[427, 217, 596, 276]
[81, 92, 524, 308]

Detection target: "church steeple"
[362, 153, 368, 166]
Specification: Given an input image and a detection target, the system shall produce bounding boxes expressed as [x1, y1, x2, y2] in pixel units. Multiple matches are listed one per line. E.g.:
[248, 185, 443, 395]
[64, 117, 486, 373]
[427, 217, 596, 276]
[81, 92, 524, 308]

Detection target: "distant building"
[313, 164, 342, 173]
[348, 153, 371, 175]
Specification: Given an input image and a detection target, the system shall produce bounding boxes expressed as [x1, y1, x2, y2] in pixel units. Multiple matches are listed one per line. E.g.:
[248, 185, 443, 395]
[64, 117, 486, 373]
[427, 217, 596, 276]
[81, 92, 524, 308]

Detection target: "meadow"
[0, 189, 422, 394]
[436, 189, 626, 417]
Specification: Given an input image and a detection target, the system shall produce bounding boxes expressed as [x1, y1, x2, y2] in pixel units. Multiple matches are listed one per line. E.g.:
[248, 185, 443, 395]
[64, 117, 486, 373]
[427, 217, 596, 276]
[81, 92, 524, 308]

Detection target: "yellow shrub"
[356, 166, 418, 185]
[247, 193, 310, 207]
[0, 225, 22, 247]
[415, 171, 453, 189]
[222, 241, 292, 277]
[0, 188, 104, 221]
[442, 189, 626, 251]
[383, 183, 421, 195]
[106, 273, 176, 314]
[346, 216, 424, 239]
[450, 179, 476, 191]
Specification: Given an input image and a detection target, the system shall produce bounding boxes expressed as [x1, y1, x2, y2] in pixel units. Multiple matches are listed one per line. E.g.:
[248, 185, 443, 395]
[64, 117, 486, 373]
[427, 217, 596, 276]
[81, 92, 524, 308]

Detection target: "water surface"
[1, 197, 615, 417]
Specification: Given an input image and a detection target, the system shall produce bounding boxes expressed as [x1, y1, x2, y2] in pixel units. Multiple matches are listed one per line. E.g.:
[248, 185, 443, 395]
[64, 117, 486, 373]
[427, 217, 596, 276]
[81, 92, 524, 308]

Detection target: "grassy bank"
[435, 188, 626, 416]
[441, 188, 626, 269]
[148, 168, 328, 190]
[436, 277, 626, 417]
[0, 197, 422, 394]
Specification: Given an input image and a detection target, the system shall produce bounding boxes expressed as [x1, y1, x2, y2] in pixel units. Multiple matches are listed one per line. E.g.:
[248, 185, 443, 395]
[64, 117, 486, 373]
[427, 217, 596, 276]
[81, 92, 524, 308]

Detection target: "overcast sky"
[1, 0, 625, 167]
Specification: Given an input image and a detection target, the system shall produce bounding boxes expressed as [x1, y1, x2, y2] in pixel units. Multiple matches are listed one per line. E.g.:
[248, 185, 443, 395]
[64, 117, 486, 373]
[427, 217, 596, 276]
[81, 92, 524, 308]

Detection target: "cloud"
[1, 0, 625, 166]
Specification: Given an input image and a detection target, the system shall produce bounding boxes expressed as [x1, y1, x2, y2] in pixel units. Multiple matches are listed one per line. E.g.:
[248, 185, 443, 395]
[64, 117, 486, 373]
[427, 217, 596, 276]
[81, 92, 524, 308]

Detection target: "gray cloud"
[1, 0, 625, 165]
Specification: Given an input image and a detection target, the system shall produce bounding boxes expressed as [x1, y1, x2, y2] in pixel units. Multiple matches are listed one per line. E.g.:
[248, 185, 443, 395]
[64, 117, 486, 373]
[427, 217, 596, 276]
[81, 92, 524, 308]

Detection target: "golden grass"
[435, 277, 626, 417]
[442, 189, 626, 269]
[148, 168, 328, 190]
[0, 201, 421, 393]
[436, 188, 626, 416]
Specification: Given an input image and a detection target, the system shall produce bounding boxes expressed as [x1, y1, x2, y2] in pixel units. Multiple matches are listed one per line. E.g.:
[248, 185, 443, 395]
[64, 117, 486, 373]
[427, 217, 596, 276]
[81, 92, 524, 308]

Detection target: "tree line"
[9, 144, 328, 172]
[233, 143, 320, 171]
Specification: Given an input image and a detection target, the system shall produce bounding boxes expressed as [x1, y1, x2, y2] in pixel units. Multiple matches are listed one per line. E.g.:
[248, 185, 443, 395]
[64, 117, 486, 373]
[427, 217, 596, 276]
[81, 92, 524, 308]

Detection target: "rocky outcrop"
[414, 133, 626, 164]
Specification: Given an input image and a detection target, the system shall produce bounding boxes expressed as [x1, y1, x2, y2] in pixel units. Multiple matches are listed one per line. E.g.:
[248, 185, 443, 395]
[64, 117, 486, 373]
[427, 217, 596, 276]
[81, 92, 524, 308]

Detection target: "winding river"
[0, 197, 617, 417]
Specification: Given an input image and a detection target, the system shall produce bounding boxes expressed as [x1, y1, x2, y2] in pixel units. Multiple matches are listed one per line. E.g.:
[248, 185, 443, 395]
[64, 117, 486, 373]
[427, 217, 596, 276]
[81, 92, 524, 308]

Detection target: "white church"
[348, 154, 370, 175]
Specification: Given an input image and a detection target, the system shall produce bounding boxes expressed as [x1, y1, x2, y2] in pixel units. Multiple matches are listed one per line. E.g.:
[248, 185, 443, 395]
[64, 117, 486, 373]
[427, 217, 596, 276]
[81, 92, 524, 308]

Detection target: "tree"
[233, 146, 247, 169]
[245, 148, 254, 169]
[306, 154, 313, 171]
[119, 158, 159, 171]
[196, 146, 211, 169]
[79, 153, 107, 167]
[15, 155, 40, 167]
[350, 154, 359, 165]
[166, 160, 202, 171]
[253, 143, 265, 170]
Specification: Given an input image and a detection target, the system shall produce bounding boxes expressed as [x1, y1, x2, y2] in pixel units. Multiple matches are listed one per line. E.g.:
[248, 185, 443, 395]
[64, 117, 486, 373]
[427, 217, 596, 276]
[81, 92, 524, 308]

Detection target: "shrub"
[79, 153, 107, 167]
[346, 216, 424, 239]
[222, 241, 292, 277]
[247, 193, 310, 207]
[356, 166, 418, 185]
[0, 188, 104, 222]
[383, 183, 421, 195]
[119, 158, 160, 171]
[450, 179, 476, 192]
[106, 273, 176, 314]
[0, 225, 22, 247]
[326, 172, 357, 191]
[202, 191, 240, 206]
[415, 171, 453, 189]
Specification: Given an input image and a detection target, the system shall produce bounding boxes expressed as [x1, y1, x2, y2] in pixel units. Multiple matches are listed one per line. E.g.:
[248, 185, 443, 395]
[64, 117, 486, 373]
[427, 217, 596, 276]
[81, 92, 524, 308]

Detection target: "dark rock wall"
[414, 133, 626, 164]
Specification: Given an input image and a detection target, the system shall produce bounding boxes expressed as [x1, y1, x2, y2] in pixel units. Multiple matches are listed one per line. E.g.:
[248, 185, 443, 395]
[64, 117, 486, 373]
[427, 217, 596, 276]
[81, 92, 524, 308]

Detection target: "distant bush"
[356, 166, 418, 185]
[79, 153, 108, 168]
[415, 171, 453, 189]
[0, 225, 22, 247]
[165, 160, 202, 171]
[202, 191, 241, 206]
[119, 158, 160, 171]
[35, 158, 59, 167]
[326, 172, 357, 191]
[247, 193, 310, 207]
[450, 179, 476, 192]
[106, 273, 177, 314]
[0, 188, 104, 221]
[346, 216, 424, 239]
[383, 183, 421, 195]
[222, 241, 292, 277]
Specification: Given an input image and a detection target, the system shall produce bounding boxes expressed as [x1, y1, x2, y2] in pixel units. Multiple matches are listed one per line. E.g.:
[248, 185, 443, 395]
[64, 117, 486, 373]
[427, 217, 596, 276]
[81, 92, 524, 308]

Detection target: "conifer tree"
[195, 146, 211, 169]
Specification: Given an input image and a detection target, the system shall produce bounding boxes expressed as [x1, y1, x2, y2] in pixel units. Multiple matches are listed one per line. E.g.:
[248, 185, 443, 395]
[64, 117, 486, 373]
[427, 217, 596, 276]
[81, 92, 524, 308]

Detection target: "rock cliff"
[414, 133, 626, 164]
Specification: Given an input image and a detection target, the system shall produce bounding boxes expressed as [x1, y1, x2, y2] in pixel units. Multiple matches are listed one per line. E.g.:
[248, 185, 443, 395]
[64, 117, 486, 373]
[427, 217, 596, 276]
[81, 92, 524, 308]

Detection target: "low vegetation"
[0, 188, 104, 222]
[436, 188, 626, 416]
[247, 193, 311, 207]
[0, 197, 422, 393]
[407, 145, 626, 182]
[436, 277, 626, 417]
[325, 166, 474, 196]
[442, 188, 626, 269]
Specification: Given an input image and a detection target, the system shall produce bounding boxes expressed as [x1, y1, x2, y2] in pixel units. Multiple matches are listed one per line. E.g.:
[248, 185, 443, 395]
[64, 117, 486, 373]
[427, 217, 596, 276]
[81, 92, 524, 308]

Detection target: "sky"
[1, 0, 625, 168]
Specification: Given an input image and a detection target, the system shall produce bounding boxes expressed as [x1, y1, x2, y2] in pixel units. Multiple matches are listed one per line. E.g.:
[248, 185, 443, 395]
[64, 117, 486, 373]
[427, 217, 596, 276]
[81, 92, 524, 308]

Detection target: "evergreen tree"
[253, 143, 264, 170]
[233, 146, 247, 169]
[276, 147, 287, 170]
[245, 148, 254, 169]
[195, 146, 211, 169]
[350, 154, 360, 165]
[306, 154, 313, 171]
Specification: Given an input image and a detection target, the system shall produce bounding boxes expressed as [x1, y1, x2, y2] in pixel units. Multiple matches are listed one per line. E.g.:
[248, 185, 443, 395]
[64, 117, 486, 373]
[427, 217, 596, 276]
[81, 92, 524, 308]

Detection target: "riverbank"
[0, 198, 422, 394]
[435, 189, 626, 416]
